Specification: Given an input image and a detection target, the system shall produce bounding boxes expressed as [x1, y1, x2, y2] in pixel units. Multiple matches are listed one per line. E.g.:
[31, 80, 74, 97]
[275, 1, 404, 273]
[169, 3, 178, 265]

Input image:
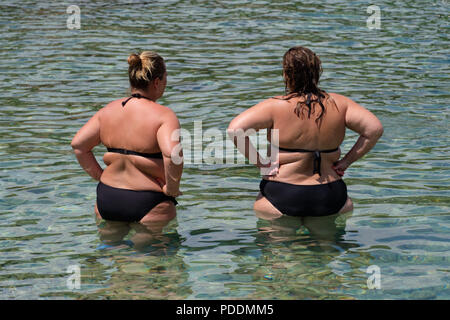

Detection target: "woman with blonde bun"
[71, 51, 183, 223]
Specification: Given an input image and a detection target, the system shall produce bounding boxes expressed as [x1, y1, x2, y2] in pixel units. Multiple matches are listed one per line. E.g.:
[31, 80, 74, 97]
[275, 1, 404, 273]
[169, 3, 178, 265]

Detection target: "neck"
[131, 89, 158, 102]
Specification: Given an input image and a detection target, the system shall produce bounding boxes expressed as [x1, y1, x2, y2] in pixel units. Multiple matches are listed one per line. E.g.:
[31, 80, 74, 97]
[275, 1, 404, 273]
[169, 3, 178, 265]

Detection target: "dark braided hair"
[279, 46, 336, 125]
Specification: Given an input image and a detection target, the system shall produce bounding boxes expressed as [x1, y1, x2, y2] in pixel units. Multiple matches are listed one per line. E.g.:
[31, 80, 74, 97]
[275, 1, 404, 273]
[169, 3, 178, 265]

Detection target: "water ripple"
[0, 0, 448, 299]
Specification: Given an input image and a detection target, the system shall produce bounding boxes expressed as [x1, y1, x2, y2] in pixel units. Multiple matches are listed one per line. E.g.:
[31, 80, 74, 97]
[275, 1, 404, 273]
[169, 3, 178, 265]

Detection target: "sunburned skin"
[101, 152, 165, 191]
[72, 66, 183, 224]
[263, 93, 345, 185]
[97, 93, 174, 191]
[229, 91, 383, 218]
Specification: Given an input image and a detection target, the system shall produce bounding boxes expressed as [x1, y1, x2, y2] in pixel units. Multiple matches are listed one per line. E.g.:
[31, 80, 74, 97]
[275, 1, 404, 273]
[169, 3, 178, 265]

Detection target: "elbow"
[365, 121, 383, 140]
[227, 120, 244, 138]
[227, 120, 238, 133]
[365, 125, 383, 142]
[374, 123, 384, 139]
[227, 128, 237, 139]
[228, 117, 245, 131]
[71, 138, 89, 156]
[168, 147, 184, 166]
[70, 139, 78, 151]
[227, 126, 236, 139]
[70, 138, 80, 153]
[71, 138, 81, 154]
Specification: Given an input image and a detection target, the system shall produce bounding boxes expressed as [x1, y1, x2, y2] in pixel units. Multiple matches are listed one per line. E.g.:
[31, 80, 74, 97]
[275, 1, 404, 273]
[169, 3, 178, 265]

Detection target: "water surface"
[0, 0, 449, 299]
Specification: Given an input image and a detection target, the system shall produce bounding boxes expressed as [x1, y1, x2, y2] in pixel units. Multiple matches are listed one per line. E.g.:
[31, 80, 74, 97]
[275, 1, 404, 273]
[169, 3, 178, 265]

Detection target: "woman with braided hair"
[228, 46, 383, 218]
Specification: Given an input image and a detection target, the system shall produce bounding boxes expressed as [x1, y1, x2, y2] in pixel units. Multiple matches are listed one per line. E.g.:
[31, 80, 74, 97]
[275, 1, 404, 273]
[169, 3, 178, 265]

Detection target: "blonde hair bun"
[127, 51, 165, 89]
[127, 53, 141, 68]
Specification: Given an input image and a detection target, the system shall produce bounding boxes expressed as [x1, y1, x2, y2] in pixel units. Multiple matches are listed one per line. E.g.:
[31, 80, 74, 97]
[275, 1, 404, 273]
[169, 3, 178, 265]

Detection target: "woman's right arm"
[71, 110, 103, 181]
[156, 109, 183, 197]
[333, 93, 384, 175]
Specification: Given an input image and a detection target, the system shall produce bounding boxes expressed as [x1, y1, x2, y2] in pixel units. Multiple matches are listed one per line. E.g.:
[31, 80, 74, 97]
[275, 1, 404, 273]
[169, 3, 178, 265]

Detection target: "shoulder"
[268, 95, 293, 104]
[327, 92, 351, 111]
[253, 96, 291, 109]
[328, 92, 347, 104]
[106, 97, 128, 107]
[154, 103, 180, 126]
[100, 98, 125, 113]
[93, 98, 123, 120]
[155, 102, 178, 117]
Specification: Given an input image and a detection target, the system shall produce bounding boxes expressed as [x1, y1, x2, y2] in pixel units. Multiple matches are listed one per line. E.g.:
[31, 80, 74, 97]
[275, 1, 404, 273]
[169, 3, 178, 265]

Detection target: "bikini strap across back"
[122, 93, 153, 107]
[107, 93, 162, 159]
[106, 147, 163, 159]
[278, 146, 339, 176]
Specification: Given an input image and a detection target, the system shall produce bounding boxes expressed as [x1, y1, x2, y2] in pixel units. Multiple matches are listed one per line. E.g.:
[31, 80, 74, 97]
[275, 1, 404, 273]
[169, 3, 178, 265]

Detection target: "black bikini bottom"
[259, 179, 348, 217]
[96, 182, 177, 222]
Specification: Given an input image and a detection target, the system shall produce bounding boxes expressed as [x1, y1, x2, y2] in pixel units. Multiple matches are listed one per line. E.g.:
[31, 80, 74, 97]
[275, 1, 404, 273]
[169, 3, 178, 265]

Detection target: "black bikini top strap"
[312, 147, 339, 176]
[278, 147, 310, 153]
[121, 96, 133, 107]
[107, 147, 163, 159]
[313, 151, 321, 176]
[121, 93, 153, 107]
[319, 147, 339, 153]
[277, 146, 339, 176]
[278, 147, 338, 153]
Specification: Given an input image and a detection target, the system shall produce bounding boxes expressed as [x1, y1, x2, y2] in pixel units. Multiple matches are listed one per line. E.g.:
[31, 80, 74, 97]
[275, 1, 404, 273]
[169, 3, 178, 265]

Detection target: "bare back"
[269, 92, 347, 185]
[99, 97, 173, 191]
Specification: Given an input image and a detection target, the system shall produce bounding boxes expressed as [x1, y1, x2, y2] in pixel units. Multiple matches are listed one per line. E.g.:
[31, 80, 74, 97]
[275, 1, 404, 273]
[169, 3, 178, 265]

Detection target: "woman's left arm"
[71, 110, 103, 181]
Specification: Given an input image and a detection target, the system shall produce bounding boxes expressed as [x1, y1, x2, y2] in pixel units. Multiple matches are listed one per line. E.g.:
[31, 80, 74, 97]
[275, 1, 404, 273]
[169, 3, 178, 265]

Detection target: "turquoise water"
[0, 0, 449, 299]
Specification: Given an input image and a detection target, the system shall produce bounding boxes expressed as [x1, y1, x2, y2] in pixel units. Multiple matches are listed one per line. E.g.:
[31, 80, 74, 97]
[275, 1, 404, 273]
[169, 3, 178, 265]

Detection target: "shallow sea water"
[0, 0, 449, 299]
